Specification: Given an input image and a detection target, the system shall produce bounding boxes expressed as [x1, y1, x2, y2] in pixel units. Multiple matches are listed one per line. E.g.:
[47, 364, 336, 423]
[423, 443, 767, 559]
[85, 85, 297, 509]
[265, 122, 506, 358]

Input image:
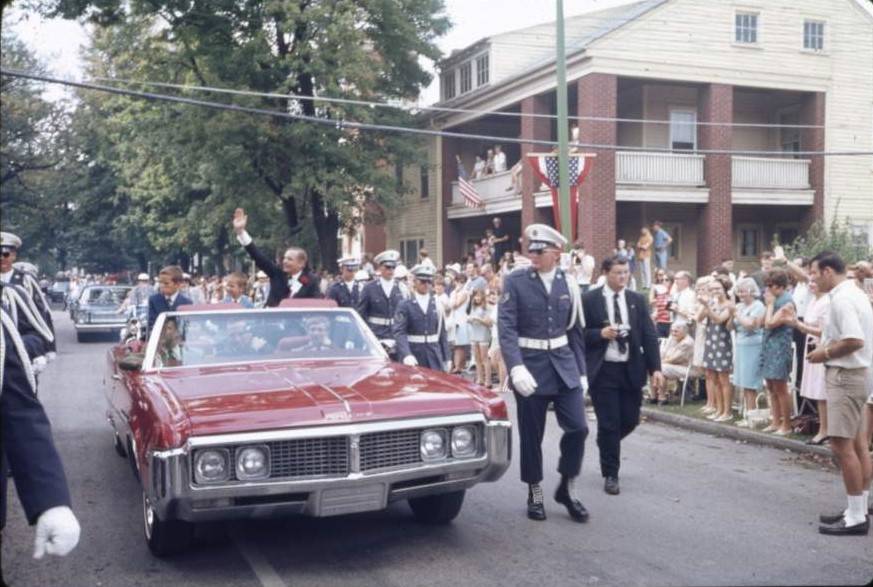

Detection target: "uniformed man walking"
[327, 257, 362, 309]
[499, 224, 590, 523]
[1, 232, 57, 358]
[393, 264, 450, 371]
[357, 250, 405, 358]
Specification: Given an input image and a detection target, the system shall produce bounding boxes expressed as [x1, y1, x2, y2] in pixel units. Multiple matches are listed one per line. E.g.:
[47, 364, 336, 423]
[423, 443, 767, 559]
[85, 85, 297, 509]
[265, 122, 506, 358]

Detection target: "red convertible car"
[105, 302, 511, 556]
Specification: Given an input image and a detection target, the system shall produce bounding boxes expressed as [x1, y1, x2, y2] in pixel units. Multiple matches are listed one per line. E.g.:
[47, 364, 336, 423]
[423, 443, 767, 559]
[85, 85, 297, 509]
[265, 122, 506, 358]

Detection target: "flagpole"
[555, 0, 572, 249]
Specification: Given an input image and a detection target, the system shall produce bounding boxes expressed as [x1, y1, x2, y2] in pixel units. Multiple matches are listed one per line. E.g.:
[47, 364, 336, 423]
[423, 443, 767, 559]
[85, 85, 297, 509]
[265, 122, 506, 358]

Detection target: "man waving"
[232, 208, 321, 306]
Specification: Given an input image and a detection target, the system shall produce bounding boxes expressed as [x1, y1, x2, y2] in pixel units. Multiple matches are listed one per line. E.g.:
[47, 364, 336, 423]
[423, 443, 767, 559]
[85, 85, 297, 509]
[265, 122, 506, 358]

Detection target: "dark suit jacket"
[581, 286, 660, 390]
[147, 291, 193, 336]
[1, 312, 72, 528]
[243, 241, 321, 307]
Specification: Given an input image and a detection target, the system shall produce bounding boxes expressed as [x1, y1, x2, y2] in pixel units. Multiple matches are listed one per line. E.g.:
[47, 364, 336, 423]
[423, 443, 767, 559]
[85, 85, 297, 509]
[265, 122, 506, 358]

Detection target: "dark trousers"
[514, 385, 588, 485]
[589, 362, 643, 478]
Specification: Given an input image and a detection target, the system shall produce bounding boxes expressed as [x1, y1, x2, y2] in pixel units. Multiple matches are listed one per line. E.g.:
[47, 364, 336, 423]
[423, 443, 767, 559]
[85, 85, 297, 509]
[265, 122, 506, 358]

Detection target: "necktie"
[613, 292, 627, 354]
[166, 297, 173, 307]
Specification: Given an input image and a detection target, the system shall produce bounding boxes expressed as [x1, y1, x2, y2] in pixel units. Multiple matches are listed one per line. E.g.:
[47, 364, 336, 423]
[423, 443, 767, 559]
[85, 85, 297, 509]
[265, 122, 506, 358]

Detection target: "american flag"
[457, 158, 484, 208]
[526, 153, 594, 240]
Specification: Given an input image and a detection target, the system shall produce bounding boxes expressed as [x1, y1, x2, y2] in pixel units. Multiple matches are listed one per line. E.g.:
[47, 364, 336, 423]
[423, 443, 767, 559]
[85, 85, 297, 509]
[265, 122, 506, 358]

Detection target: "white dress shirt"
[823, 279, 873, 370]
[379, 278, 394, 299]
[603, 284, 630, 363]
[164, 291, 179, 306]
[0, 270, 12, 283]
[287, 271, 303, 296]
[414, 292, 430, 315]
[538, 268, 557, 295]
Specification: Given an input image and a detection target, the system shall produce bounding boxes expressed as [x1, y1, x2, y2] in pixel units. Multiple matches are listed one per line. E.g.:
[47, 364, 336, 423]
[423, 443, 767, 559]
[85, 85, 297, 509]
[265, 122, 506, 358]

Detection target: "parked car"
[47, 279, 70, 305]
[73, 285, 132, 342]
[105, 301, 511, 556]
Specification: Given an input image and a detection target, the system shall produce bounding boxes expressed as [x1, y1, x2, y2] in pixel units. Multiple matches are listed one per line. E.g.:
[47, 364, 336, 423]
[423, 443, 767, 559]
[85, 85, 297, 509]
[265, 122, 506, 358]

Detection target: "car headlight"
[235, 445, 270, 481]
[420, 429, 448, 461]
[194, 448, 230, 484]
[451, 425, 478, 458]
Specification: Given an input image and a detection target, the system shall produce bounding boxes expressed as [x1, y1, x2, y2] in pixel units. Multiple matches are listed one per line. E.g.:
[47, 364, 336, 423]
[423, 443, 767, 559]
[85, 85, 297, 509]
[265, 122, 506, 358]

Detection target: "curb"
[640, 407, 833, 458]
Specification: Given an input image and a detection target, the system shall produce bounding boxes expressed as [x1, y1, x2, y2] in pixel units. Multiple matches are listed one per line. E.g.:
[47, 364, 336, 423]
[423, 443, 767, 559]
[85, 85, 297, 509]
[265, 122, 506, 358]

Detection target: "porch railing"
[731, 156, 811, 190]
[616, 151, 705, 186]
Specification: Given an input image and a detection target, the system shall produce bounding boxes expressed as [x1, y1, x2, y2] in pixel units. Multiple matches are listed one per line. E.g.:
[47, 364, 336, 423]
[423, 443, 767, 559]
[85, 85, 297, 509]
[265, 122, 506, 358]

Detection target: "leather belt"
[369, 317, 394, 326]
[407, 334, 438, 344]
[518, 335, 568, 350]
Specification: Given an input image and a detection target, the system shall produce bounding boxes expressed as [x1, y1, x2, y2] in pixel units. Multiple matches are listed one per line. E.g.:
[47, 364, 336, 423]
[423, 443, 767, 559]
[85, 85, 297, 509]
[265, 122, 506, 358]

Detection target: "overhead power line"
[2, 68, 872, 157]
[92, 74, 827, 130]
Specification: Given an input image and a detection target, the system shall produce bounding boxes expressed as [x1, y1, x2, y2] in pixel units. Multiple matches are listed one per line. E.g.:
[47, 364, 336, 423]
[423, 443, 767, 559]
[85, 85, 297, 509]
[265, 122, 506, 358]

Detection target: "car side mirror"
[118, 352, 145, 372]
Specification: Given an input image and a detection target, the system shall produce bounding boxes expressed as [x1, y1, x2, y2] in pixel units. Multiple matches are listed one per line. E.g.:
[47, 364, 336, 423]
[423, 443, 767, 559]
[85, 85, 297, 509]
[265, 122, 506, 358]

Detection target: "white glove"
[46, 352, 57, 362]
[579, 375, 589, 392]
[33, 506, 81, 559]
[32, 356, 48, 374]
[402, 355, 419, 367]
[510, 365, 538, 397]
[444, 361, 453, 373]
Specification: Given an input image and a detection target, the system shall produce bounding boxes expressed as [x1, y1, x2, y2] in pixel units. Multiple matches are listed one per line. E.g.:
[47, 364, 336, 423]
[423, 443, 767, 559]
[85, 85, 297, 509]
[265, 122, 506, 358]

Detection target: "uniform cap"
[524, 224, 567, 252]
[445, 263, 462, 276]
[337, 256, 360, 269]
[410, 263, 435, 282]
[374, 249, 401, 268]
[137, 273, 149, 281]
[394, 264, 409, 279]
[354, 269, 370, 282]
[1, 232, 22, 250]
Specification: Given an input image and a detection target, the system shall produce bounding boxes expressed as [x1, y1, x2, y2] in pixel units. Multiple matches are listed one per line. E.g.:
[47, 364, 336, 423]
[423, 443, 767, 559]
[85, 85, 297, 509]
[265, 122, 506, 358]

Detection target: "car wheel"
[142, 492, 194, 557]
[113, 433, 127, 458]
[408, 490, 465, 525]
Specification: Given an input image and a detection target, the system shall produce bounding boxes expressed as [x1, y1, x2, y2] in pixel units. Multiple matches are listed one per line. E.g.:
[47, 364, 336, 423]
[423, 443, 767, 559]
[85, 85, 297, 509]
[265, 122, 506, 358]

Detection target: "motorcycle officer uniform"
[392, 264, 450, 371]
[498, 224, 590, 523]
[326, 257, 361, 309]
[357, 250, 405, 358]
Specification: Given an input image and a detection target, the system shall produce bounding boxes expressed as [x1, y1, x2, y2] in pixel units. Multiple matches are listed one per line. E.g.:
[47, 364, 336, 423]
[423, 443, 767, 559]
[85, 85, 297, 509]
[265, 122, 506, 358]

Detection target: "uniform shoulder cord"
[564, 270, 586, 330]
[0, 309, 38, 394]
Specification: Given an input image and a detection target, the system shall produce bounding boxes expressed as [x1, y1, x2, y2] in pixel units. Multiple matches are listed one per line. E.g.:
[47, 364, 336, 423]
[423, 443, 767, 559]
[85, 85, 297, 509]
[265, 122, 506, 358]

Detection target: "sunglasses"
[1, 251, 12, 258]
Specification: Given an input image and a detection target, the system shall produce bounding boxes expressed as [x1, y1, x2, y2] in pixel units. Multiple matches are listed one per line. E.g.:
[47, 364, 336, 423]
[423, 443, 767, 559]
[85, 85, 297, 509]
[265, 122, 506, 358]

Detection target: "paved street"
[2, 310, 871, 587]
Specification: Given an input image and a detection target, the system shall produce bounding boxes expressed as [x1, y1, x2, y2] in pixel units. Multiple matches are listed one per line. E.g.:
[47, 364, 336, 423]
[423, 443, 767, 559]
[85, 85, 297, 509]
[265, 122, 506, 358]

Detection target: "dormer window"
[476, 53, 489, 86]
[441, 71, 456, 101]
[459, 62, 472, 94]
[735, 12, 758, 44]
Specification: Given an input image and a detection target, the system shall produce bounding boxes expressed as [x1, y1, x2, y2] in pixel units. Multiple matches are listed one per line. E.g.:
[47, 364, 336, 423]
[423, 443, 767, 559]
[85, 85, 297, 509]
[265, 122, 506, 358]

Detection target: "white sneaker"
[735, 419, 750, 428]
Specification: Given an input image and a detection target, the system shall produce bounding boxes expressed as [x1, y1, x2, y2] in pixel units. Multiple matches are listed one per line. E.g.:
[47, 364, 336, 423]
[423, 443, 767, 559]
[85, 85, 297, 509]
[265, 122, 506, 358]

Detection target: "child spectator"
[223, 272, 254, 308]
[467, 288, 493, 387]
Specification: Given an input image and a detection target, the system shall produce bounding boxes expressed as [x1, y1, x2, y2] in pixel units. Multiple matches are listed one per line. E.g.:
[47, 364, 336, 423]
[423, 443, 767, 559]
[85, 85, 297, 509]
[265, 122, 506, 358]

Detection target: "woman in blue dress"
[733, 277, 765, 427]
[761, 269, 796, 435]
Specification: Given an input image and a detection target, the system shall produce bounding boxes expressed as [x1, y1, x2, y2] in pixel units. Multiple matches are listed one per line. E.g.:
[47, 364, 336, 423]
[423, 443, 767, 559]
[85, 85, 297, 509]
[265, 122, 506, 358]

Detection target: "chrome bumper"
[75, 322, 124, 331]
[146, 416, 511, 522]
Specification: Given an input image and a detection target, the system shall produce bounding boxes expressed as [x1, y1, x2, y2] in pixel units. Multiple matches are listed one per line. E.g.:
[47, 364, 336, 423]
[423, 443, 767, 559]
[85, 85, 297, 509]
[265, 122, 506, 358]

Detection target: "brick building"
[376, 0, 873, 274]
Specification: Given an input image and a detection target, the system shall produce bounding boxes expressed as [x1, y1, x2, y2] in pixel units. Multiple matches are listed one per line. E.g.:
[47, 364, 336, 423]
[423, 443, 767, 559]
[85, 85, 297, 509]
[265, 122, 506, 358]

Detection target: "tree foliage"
[31, 0, 449, 270]
[783, 216, 872, 264]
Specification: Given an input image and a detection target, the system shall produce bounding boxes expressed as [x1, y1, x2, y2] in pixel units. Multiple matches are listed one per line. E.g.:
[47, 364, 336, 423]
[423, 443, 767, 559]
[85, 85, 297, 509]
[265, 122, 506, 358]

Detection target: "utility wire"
[3, 68, 872, 157]
[92, 74, 827, 129]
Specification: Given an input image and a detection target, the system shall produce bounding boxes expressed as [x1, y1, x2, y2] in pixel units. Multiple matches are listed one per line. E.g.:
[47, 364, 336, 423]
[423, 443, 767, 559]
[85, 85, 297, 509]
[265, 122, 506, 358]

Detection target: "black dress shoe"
[527, 484, 546, 521]
[554, 482, 589, 523]
[818, 517, 869, 536]
[819, 512, 845, 525]
[604, 476, 620, 495]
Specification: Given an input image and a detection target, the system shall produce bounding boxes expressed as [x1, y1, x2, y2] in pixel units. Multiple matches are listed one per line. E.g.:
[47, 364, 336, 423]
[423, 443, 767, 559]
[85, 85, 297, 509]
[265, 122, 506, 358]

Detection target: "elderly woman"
[655, 321, 695, 404]
[762, 269, 796, 435]
[733, 277, 766, 427]
[700, 276, 735, 422]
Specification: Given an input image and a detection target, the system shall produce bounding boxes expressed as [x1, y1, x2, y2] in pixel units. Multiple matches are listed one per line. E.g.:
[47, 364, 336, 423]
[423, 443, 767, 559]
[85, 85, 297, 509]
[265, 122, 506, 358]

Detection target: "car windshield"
[85, 287, 130, 305]
[152, 309, 382, 368]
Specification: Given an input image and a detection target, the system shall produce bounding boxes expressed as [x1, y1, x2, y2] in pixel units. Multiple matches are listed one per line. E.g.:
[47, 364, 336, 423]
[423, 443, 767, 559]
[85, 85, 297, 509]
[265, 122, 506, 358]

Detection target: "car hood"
[149, 359, 495, 438]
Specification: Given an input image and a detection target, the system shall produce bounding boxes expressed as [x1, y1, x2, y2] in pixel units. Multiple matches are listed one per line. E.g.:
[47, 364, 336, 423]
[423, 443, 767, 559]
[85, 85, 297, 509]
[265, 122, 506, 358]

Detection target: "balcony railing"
[450, 170, 514, 206]
[616, 151, 705, 186]
[731, 156, 810, 190]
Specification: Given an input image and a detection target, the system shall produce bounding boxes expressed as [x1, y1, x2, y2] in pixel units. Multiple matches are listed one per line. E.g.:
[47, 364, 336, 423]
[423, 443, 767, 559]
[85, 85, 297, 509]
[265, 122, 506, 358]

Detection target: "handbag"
[745, 393, 770, 429]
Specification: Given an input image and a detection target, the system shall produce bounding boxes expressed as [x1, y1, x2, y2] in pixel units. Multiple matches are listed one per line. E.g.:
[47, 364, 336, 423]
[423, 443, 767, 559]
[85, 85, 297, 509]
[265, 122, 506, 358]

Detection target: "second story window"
[735, 12, 758, 44]
[420, 166, 429, 199]
[476, 53, 489, 86]
[459, 62, 472, 94]
[803, 20, 824, 51]
[441, 70, 455, 101]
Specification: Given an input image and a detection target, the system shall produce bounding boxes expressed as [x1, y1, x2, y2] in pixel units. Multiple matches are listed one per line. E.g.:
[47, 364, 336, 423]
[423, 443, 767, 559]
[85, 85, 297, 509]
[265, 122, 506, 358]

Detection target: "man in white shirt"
[671, 271, 697, 323]
[571, 241, 595, 293]
[807, 251, 873, 536]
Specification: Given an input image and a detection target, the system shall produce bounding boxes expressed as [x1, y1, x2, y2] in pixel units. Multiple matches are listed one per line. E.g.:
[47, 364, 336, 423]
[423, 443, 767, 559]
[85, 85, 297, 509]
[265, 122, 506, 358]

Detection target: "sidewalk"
[641, 402, 833, 458]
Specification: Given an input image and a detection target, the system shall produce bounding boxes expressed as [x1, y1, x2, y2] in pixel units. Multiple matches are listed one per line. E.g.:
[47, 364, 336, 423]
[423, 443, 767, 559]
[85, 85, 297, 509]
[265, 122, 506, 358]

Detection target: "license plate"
[318, 483, 387, 517]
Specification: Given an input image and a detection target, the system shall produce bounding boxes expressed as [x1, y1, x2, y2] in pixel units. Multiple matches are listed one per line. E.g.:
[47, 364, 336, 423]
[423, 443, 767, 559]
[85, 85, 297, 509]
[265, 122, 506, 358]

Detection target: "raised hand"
[232, 208, 248, 234]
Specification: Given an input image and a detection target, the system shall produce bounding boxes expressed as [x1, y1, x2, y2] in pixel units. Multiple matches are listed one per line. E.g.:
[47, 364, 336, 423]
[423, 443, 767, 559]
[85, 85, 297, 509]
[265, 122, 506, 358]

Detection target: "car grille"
[359, 428, 423, 472]
[263, 437, 350, 479]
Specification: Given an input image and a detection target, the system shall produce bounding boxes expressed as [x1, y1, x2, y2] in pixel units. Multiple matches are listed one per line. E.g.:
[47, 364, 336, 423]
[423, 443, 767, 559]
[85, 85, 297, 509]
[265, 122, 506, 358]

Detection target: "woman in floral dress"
[701, 277, 735, 421]
[761, 269, 796, 435]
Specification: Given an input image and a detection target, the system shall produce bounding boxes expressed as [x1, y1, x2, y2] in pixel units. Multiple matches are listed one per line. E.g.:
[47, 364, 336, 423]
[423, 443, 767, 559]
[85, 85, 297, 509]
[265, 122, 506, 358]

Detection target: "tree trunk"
[281, 196, 299, 238]
[310, 191, 339, 270]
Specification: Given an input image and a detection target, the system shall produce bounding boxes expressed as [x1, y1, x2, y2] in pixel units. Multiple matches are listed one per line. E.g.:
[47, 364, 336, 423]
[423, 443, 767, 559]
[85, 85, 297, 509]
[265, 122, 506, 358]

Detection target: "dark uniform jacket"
[146, 291, 193, 337]
[581, 286, 661, 389]
[357, 280, 405, 341]
[498, 267, 587, 393]
[1, 283, 53, 360]
[1, 310, 72, 529]
[393, 294, 449, 370]
[10, 269, 56, 353]
[243, 241, 321, 307]
[326, 279, 360, 309]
